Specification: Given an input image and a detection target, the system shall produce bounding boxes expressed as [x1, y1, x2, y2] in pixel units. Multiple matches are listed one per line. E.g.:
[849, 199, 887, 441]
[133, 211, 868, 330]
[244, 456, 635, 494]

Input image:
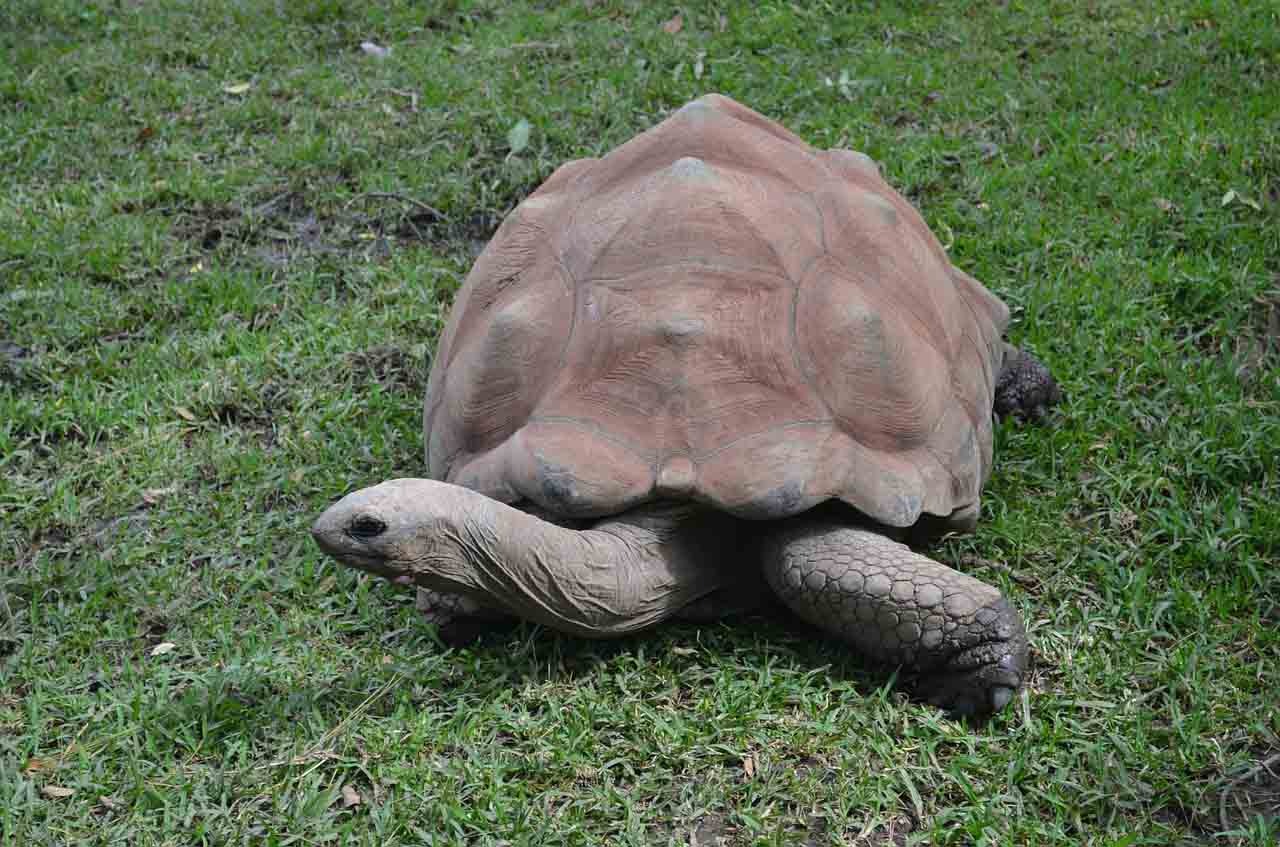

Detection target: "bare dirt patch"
[392, 208, 504, 260]
[146, 191, 342, 271]
[858, 815, 915, 846]
[160, 186, 517, 272]
[690, 813, 731, 846]
[1217, 750, 1280, 834]
[1233, 286, 1280, 384]
[0, 339, 31, 369]
[0, 338, 43, 392]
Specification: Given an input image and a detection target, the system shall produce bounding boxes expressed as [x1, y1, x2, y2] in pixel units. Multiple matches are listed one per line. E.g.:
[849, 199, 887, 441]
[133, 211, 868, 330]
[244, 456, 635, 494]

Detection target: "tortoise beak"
[311, 501, 406, 580]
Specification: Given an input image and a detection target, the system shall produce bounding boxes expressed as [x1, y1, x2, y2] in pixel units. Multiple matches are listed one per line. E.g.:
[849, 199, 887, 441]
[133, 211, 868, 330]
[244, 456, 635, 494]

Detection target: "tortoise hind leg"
[760, 521, 1028, 717]
[995, 343, 1061, 422]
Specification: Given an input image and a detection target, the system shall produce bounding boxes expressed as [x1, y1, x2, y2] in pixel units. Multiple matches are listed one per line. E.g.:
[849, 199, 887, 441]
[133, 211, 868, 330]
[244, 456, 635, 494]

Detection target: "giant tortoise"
[312, 94, 1060, 716]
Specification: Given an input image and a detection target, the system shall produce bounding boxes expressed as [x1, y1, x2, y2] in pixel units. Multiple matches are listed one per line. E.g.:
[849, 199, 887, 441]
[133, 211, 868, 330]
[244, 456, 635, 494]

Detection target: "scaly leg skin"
[415, 587, 514, 647]
[761, 521, 1028, 717]
[995, 344, 1062, 422]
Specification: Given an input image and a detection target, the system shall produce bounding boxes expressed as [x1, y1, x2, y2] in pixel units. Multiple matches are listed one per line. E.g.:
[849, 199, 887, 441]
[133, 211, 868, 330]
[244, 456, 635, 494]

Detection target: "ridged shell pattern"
[424, 95, 1010, 529]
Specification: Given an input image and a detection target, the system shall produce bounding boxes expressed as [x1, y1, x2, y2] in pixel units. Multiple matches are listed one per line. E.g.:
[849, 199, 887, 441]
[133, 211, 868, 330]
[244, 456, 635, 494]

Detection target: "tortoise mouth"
[310, 525, 409, 581]
[340, 550, 404, 579]
[325, 546, 413, 585]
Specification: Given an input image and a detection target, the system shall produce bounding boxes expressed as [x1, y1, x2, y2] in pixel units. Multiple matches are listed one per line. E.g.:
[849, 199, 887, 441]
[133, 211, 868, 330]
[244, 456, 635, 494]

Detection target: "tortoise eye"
[349, 515, 387, 540]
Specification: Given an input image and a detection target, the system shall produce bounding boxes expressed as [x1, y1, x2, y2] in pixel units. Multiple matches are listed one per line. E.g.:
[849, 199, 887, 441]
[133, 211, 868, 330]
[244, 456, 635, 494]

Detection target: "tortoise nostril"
[349, 515, 388, 540]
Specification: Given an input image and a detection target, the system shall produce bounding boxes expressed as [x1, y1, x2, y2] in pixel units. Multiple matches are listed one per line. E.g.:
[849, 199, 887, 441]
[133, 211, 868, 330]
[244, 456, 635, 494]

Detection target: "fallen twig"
[1218, 751, 1280, 833]
[344, 192, 448, 222]
[258, 673, 404, 770]
[388, 88, 418, 112]
[509, 41, 563, 51]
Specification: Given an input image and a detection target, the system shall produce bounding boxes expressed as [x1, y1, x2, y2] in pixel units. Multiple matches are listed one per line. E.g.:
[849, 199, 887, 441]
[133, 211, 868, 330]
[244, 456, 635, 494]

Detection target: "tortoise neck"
[412, 490, 736, 637]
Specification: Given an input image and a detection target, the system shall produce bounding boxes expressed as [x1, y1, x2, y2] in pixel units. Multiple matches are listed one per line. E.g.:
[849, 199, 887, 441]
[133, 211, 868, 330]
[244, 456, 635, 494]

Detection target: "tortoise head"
[311, 479, 479, 585]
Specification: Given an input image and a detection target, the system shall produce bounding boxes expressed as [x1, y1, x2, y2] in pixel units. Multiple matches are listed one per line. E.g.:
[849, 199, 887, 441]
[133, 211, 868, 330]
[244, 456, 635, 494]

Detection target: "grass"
[1, 0, 1277, 843]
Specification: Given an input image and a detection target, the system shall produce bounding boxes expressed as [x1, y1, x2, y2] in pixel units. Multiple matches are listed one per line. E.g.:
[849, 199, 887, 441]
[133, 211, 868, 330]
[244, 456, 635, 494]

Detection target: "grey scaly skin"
[760, 522, 1027, 716]
[313, 485, 1025, 717]
[995, 344, 1061, 422]
[313, 344, 1059, 717]
[418, 552, 768, 642]
[409, 343, 1061, 645]
[313, 486, 743, 638]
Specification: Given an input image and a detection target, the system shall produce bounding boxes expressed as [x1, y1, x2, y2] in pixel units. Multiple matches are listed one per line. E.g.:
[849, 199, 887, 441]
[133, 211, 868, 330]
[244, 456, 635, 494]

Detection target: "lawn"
[1, 1, 1278, 844]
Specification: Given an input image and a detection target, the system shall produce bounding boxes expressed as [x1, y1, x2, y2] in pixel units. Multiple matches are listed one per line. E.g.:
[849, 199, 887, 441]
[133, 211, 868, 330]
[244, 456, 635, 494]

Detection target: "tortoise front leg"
[761, 521, 1028, 717]
[415, 588, 515, 646]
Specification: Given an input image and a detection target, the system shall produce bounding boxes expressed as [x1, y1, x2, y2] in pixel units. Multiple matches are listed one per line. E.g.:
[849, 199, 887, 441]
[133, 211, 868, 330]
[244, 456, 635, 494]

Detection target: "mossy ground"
[2, 1, 1277, 844]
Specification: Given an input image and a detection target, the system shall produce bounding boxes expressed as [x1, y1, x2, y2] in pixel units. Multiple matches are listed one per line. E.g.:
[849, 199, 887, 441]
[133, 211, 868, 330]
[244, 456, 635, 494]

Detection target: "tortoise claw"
[911, 599, 1029, 718]
[917, 648, 1026, 718]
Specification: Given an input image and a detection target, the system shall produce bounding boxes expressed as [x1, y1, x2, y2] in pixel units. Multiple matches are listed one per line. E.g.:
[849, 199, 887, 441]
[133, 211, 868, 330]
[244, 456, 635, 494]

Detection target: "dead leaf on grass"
[142, 485, 178, 506]
[360, 41, 390, 59]
[149, 642, 176, 657]
[222, 82, 251, 95]
[1221, 189, 1262, 211]
[742, 754, 757, 779]
[507, 118, 531, 155]
[661, 13, 683, 35]
[41, 785, 75, 799]
[1110, 508, 1138, 534]
[174, 406, 197, 422]
[389, 88, 418, 112]
[23, 758, 53, 775]
[341, 784, 362, 807]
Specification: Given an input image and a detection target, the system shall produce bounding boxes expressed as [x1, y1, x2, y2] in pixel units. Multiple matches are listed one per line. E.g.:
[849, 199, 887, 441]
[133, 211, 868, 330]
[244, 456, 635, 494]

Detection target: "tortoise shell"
[423, 94, 1010, 530]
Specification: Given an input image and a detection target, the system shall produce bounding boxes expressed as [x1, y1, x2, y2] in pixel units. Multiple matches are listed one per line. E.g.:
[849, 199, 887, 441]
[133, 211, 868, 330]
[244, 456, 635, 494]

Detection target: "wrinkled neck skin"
[408, 494, 736, 638]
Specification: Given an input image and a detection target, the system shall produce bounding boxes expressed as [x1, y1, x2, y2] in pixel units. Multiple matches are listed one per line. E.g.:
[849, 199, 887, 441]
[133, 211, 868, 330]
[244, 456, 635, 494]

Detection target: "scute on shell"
[425, 94, 1010, 531]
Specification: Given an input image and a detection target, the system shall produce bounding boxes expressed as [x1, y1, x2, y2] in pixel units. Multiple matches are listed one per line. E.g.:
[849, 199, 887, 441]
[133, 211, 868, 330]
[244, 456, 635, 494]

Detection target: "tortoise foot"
[995, 346, 1061, 422]
[911, 597, 1029, 718]
[761, 522, 1028, 717]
